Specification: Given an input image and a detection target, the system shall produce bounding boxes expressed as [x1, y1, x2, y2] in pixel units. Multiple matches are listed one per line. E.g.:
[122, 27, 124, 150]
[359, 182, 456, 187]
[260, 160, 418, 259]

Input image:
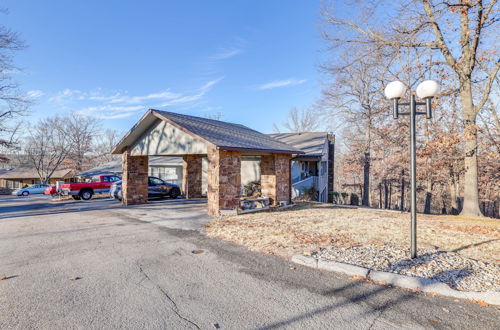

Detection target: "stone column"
[260, 153, 291, 205]
[182, 155, 203, 199]
[122, 149, 149, 205]
[260, 155, 277, 205]
[207, 148, 241, 216]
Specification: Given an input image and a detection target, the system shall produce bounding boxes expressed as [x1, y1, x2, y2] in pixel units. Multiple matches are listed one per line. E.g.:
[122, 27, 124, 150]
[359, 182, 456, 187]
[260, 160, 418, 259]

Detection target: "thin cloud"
[209, 48, 242, 60]
[48, 88, 82, 103]
[71, 78, 224, 119]
[26, 90, 44, 98]
[158, 77, 223, 107]
[107, 90, 182, 104]
[76, 105, 146, 119]
[258, 78, 307, 90]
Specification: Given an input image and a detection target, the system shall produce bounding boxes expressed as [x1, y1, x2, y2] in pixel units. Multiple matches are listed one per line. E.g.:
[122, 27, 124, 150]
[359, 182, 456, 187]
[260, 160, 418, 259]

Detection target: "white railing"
[292, 176, 318, 199]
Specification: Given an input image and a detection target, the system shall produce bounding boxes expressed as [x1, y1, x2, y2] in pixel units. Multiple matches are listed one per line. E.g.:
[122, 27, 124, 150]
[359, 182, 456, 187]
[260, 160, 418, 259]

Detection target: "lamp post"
[384, 80, 440, 259]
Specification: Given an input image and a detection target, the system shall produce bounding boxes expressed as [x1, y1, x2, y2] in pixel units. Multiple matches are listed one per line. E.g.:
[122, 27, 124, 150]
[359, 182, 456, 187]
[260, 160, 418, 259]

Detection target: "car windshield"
[149, 177, 164, 185]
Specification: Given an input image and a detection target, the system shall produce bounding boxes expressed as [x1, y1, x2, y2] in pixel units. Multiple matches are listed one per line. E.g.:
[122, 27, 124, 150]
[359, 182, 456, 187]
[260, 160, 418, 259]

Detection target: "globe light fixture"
[384, 80, 407, 99]
[384, 81, 407, 119]
[416, 80, 440, 99]
[384, 79, 439, 259]
[416, 80, 440, 118]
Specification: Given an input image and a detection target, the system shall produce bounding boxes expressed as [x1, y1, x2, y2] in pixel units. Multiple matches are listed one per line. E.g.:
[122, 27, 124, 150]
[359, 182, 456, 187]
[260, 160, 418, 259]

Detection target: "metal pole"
[410, 94, 417, 258]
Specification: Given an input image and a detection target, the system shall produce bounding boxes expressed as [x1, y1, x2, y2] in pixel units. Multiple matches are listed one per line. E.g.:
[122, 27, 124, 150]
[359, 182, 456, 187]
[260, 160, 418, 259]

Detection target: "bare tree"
[320, 46, 389, 206]
[64, 113, 100, 171]
[0, 9, 29, 154]
[274, 107, 321, 133]
[93, 129, 121, 164]
[323, 0, 499, 217]
[25, 116, 71, 184]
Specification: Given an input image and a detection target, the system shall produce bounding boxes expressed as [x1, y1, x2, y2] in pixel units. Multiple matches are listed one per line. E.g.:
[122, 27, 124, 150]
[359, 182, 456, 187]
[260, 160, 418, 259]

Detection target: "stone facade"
[207, 148, 241, 216]
[122, 149, 149, 205]
[182, 155, 203, 198]
[260, 153, 291, 205]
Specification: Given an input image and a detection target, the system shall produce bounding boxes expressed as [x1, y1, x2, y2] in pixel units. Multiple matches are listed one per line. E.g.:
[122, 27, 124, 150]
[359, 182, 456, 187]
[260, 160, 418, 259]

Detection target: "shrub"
[350, 193, 359, 206]
[300, 185, 318, 201]
[331, 191, 340, 204]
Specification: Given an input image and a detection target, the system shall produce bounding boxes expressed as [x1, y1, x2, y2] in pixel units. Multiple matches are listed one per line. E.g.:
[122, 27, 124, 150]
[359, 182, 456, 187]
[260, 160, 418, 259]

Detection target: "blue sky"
[4, 0, 327, 134]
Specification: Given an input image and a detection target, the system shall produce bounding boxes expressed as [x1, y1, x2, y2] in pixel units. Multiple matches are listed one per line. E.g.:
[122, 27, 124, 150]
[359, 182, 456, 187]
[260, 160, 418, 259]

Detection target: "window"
[102, 176, 110, 182]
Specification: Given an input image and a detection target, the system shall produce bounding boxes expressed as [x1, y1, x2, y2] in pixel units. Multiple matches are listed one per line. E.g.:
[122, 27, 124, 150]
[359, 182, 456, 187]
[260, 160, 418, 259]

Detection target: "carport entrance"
[112, 110, 302, 216]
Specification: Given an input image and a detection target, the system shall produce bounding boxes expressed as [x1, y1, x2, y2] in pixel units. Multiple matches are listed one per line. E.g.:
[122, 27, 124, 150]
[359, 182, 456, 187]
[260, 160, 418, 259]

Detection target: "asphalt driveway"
[0, 196, 498, 329]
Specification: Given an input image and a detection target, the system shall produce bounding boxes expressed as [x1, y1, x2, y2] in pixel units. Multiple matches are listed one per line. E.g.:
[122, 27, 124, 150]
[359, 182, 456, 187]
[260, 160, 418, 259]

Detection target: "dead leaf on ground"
[377, 281, 388, 285]
[69, 276, 82, 281]
[442, 308, 449, 313]
[0, 275, 16, 281]
[349, 275, 365, 281]
[192, 250, 205, 254]
[475, 300, 489, 307]
[425, 292, 438, 296]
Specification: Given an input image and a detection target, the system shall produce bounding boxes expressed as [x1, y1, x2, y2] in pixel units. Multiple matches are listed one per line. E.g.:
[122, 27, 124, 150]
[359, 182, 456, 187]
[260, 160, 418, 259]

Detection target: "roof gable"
[113, 109, 302, 154]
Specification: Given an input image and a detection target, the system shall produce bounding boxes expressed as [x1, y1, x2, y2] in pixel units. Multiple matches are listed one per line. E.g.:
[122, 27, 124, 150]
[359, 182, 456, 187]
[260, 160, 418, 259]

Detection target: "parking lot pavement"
[0, 195, 210, 231]
[0, 197, 498, 329]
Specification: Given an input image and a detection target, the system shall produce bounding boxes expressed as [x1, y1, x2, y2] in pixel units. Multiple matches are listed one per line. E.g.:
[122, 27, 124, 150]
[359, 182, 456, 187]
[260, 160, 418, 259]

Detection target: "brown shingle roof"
[0, 166, 73, 179]
[153, 110, 302, 153]
[268, 132, 329, 157]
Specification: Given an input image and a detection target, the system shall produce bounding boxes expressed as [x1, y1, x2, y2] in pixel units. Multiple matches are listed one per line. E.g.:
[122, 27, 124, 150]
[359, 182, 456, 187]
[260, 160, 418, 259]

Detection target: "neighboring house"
[269, 132, 335, 203]
[0, 167, 74, 190]
[77, 156, 184, 186]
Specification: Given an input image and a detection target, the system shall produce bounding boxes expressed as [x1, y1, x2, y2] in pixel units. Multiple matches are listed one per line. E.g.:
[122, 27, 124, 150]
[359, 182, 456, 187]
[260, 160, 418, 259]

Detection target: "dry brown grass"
[204, 203, 500, 261]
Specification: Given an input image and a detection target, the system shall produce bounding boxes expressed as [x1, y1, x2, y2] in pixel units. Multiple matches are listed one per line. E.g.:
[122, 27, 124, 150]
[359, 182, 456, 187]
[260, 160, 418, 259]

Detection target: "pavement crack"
[367, 308, 385, 330]
[137, 263, 201, 329]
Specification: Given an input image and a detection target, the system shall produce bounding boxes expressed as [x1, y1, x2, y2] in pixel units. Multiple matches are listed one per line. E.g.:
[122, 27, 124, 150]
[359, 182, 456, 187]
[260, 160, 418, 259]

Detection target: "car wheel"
[72, 195, 81, 200]
[170, 187, 180, 199]
[79, 189, 93, 201]
[22, 191, 29, 196]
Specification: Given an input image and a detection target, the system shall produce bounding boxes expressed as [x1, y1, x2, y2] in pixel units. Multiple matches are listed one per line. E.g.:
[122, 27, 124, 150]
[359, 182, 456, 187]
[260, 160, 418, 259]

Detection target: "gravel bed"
[314, 245, 500, 292]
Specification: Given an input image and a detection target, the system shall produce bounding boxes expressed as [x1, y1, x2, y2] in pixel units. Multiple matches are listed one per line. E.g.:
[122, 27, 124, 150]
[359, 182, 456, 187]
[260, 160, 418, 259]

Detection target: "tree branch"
[474, 59, 500, 113]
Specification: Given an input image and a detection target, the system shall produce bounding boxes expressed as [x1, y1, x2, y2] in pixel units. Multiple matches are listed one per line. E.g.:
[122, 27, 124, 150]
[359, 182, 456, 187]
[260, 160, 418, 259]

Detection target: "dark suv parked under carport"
[110, 176, 181, 201]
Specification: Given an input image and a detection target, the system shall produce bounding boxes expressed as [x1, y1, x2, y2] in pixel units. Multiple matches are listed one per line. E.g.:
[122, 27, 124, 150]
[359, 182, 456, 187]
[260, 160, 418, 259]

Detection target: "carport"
[112, 110, 302, 216]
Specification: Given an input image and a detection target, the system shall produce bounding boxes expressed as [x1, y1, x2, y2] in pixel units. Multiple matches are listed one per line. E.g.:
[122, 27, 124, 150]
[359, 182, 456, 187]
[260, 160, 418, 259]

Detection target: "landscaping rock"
[315, 244, 500, 292]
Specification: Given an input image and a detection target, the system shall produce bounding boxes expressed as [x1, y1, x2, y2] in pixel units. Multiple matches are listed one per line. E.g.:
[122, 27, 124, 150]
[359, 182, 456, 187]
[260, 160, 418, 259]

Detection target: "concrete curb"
[291, 255, 500, 306]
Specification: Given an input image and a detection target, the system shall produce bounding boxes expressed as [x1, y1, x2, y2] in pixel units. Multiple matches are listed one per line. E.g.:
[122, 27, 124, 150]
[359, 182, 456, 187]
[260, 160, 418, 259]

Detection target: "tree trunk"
[448, 167, 459, 215]
[362, 152, 370, 206]
[388, 182, 392, 209]
[378, 183, 382, 209]
[423, 180, 433, 214]
[460, 82, 483, 217]
[383, 179, 389, 209]
[400, 169, 405, 211]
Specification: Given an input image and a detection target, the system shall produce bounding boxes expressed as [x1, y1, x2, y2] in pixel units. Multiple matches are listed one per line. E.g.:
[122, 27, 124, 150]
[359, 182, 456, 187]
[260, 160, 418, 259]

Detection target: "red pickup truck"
[60, 175, 121, 200]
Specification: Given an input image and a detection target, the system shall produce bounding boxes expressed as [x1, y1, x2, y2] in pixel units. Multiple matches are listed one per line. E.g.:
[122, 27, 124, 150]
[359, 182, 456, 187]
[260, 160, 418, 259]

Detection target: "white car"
[12, 184, 51, 196]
